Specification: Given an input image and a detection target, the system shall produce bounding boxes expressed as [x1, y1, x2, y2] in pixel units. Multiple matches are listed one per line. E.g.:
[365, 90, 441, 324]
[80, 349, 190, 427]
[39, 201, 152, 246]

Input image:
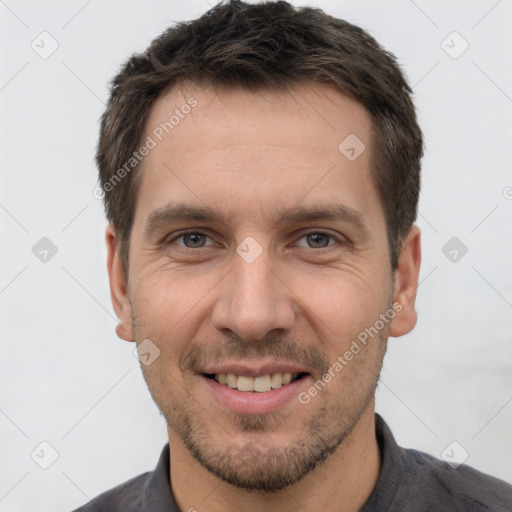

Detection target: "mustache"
[179, 332, 330, 377]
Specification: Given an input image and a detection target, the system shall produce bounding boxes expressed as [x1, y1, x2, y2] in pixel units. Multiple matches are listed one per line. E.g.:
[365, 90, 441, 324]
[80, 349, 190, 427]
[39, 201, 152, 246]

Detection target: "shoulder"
[69, 444, 174, 512]
[400, 446, 512, 511]
[70, 470, 151, 512]
[373, 415, 512, 511]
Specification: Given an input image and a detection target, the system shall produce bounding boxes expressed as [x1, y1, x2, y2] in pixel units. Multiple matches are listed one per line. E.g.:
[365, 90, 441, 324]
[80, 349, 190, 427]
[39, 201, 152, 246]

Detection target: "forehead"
[133, 82, 380, 232]
[146, 82, 372, 155]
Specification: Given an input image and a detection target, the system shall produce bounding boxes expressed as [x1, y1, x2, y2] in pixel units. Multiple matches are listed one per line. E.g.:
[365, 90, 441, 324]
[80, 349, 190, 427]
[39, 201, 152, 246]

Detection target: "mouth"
[203, 372, 309, 393]
[199, 361, 314, 414]
[201, 370, 312, 414]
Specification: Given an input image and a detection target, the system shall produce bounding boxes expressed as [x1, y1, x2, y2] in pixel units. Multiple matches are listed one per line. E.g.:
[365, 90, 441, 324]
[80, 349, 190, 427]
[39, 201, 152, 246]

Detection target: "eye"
[165, 230, 344, 251]
[296, 231, 339, 249]
[169, 231, 214, 249]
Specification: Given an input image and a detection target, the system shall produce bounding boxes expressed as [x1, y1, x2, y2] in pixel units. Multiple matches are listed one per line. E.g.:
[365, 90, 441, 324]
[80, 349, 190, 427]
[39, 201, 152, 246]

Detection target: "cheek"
[132, 268, 205, 324]
[130, 268, 220, 367]
[287, 268, 387, 338]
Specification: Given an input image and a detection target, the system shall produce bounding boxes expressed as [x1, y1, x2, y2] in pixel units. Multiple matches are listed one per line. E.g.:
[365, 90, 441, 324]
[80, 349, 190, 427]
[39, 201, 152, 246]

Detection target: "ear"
[106, 224, 135, 342]
[388, 225, 421, 337]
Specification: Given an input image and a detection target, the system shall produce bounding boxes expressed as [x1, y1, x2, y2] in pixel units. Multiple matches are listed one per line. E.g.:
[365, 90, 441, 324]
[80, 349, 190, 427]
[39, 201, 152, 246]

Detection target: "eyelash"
[165, 230, 345, 250]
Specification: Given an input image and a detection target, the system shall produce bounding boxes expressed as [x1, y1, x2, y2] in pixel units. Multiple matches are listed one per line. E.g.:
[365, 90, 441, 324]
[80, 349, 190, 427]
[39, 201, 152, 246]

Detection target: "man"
[74, 1, 512, 510]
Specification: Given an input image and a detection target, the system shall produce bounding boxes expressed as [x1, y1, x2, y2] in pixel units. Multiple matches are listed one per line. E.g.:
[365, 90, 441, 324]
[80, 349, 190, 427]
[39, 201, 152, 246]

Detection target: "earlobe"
[116, 323, 134, 341]
[105, 225, 135, 342]
[388, 225, 421, 338]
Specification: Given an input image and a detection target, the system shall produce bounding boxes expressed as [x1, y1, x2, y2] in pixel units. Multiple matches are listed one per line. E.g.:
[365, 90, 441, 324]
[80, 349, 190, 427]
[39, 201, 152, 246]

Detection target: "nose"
[211, 245, 296, 342]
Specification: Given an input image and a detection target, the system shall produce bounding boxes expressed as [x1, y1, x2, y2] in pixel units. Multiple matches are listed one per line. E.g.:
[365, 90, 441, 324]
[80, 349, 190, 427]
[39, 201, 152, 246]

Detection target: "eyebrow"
[144, 201, 369, 238]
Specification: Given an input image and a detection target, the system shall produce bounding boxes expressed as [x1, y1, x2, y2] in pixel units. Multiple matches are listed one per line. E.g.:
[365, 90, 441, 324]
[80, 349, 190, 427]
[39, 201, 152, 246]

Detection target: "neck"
[168, 404, 380, 512]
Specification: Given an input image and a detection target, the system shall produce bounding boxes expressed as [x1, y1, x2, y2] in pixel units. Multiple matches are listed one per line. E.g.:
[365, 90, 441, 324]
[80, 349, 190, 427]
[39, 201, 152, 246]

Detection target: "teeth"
[226, 373, 237, 388]
[237, 375, 254, 392]
[271, 373, 282, 388]
[253, 375, 272, 392]
[214, 372, 299, 392]
[282, 373, 292, 385]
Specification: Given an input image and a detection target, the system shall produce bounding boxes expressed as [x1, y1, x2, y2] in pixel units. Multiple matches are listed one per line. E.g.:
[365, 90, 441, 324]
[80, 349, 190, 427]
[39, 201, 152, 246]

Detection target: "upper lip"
[201, 361, 310, 378]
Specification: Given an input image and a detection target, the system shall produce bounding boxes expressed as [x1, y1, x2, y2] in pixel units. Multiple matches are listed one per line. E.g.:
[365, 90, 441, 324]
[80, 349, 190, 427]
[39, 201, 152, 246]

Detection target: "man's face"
[109, 83, 412, 492]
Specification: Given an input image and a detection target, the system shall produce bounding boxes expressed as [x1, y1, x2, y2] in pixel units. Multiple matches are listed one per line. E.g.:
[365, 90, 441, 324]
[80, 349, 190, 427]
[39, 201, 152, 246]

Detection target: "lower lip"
[201, 375, 311, 415]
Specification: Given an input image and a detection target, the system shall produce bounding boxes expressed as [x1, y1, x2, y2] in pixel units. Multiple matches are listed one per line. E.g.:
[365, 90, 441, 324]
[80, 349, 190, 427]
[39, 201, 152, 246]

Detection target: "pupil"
[309, 233, 328, 248]
[185, 233, 205, 247]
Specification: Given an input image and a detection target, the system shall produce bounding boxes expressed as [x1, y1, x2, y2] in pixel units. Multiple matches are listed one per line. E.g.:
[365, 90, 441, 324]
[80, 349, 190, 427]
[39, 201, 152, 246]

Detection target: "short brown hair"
[97, 0, 423, 274]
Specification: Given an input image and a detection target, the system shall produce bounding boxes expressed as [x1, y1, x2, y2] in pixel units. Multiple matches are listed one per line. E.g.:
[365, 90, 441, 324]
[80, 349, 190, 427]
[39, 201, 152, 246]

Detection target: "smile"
[206, 372, 306, 392]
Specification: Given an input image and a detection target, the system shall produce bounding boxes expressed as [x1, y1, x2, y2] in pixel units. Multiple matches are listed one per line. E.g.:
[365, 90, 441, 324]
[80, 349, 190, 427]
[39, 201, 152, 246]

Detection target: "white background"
[1, 1, 511, 510]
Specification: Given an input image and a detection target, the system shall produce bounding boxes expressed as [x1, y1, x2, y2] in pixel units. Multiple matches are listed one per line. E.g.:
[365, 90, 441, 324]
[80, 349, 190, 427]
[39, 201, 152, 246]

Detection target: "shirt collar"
[360, 413, 403, 511]
[141, 443, 179, 512]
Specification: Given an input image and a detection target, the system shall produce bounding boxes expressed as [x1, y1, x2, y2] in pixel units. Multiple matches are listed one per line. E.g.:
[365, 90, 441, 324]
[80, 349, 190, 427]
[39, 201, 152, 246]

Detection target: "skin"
[106, 83, 421, 512]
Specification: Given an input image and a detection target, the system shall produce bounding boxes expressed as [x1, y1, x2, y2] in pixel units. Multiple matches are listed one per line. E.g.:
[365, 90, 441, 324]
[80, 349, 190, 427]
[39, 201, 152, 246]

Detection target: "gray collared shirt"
[72, 414, 512, 511]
